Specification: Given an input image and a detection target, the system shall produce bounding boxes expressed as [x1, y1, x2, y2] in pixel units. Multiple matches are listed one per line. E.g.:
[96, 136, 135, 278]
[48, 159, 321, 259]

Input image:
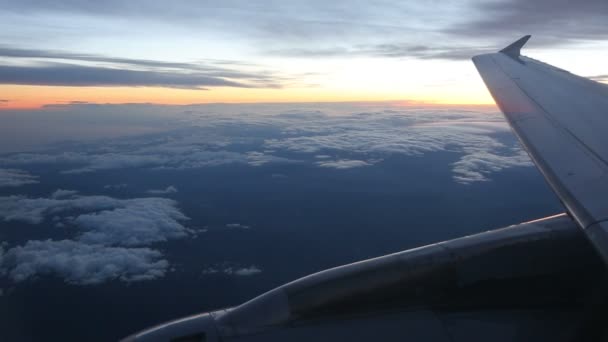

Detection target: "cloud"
[316, 159, 374, 169]
[104, 183, 127, 190]
[452, 0, 608, 45]
[452, 148, 533, 184]
[0, 194, 191, 246]
[202, 264, 262, 277]
[0, 194, 126, 224]
[261, 110, 531, 182]
[74, 198, 190, 246]
[2, 146, 295, 174]
[269, 44, 497, 61]
[50, 189, 78, 199]
[589, 75, 608, 84]
[228, 266, 262, 276]
[245, 151, 296, 166]
[0, 45, 286, 89]
[0, 193, 191, 285]
[0, 168, 38, 187]
[0, 63, 261, 89]
[146, 185, 178, 195]
[0, 104, 532, 184]
[225, 223, 251, 230]
[1, 239, 168, 285]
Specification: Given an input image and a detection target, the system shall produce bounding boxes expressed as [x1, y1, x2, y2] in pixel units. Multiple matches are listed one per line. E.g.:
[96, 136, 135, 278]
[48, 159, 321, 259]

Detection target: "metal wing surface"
[473, 36, 608, 263]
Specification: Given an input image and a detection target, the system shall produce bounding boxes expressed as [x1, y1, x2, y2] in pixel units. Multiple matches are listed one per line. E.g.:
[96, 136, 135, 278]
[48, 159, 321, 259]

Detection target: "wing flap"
[473, 38, 608, 263]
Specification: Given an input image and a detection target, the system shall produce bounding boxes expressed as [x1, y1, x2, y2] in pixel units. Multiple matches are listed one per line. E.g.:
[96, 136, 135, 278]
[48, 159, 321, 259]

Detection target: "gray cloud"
[104, 183, 128, 190]
[1, 239, 168, 284]
[0, 46, 226, 71]
[1, 0, 604, 70]
[316, 159, 375, 169]
[202, 264, 262, 277]
[225, 223, 251, 230]
[452, 0, 608, 45]
[50, 189, 78, 199]
[0, 43, 288, 89]
[270, 44, 497, 61]
[146, 185, 178, 195]
[1, 1, 419, 39]
[0, 168, 38, 187]
[0, 63, 261, 89]
[0, 195, 127, 224]
[2, 147, 295, 174]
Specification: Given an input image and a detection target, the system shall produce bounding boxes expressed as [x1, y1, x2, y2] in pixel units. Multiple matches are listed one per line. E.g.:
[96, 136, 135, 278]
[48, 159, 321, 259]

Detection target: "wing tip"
[499, 35, 532, 59]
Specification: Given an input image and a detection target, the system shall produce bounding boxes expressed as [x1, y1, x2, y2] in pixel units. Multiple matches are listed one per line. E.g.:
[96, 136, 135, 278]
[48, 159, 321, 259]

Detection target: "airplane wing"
[473, 36, 608, 264]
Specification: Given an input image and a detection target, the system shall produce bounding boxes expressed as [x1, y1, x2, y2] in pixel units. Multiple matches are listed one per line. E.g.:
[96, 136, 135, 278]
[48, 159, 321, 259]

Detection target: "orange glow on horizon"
[0, 84, 496, 110]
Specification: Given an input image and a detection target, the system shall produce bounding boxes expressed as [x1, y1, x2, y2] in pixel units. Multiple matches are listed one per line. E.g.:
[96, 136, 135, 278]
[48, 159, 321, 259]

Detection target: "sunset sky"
[1, 0, 608, 109]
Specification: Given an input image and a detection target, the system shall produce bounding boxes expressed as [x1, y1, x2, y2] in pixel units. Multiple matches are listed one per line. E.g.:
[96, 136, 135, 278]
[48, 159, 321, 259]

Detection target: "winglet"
[500, 35, 531, 59]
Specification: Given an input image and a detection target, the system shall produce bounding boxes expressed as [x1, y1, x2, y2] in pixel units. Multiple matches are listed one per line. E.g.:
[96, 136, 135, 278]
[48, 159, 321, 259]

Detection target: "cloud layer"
[0, 104, 532, 184]
[0, 103, 537, 286]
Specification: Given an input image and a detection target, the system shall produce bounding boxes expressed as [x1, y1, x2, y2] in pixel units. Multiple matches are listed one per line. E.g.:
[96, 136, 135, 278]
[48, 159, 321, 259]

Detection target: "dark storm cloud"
[453, 0, 608, 45]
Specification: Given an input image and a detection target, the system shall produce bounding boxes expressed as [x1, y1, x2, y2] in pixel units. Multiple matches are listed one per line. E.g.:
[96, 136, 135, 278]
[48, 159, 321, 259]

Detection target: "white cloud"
[0, 168, 38, 187]
[0, 194, 191, 246]
[316, 159, 374, 169]
[452, 148, 533, 184]
[51, 189, 79, 199]
[245, 151, 296, 166]
[74, 198, 191, 246]
[262, 111, 531, 183]
[0, 193, 191, 285]
[0, 105, 532, 184]
[146, 185, 178, 195]
[1, 240, 168, 285]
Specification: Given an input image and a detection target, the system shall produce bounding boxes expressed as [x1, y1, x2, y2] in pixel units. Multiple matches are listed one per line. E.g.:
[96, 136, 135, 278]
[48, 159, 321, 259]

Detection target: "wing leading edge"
[473, 36, 608, 264]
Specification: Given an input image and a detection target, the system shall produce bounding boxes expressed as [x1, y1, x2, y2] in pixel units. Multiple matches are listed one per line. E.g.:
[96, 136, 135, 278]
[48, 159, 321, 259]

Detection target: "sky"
[1, 0, 608, 108]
